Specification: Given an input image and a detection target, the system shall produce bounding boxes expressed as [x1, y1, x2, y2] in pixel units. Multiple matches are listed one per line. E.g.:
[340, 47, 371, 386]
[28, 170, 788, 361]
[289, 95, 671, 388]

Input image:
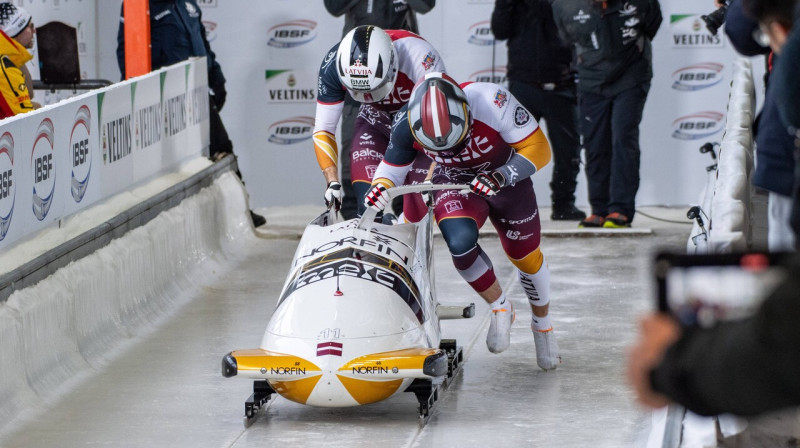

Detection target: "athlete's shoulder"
[386, 29, 423, 42]
[463, 82, 515, 126]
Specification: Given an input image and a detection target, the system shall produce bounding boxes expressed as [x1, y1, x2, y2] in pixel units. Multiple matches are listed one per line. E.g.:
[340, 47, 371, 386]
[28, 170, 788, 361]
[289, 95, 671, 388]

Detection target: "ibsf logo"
[0, 132, 15, 241]
[202, 20, 217, 42]
[469, 67, 507, 85]
[268, 20, 317, 48]
[672, 111, 724, 140]
[268, 116, 314, 144]
[31, 118, 56, 221]
[467, 21, 493, 46]
[672, 63, 723, 91]
[70, 105, 92, 203]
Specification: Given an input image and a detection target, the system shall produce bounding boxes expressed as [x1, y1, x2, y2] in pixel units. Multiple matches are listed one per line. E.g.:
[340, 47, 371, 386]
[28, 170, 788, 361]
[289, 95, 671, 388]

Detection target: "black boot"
[551, 203, 586, 221]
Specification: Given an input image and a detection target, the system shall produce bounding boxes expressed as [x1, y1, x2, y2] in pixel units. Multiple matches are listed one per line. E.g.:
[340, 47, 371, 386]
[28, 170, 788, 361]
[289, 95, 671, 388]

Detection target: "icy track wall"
[687, 58, 756, 254]
[0, 170, 254, 435]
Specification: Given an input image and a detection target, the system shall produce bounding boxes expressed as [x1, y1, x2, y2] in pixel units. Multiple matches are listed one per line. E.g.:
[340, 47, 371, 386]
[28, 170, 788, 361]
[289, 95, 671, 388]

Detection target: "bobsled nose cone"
[222, 353, 238, 378]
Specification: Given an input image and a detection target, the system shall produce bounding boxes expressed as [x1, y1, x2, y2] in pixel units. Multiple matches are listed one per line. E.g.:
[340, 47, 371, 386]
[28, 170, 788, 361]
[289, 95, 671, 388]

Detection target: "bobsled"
[222, 184, 475, 426]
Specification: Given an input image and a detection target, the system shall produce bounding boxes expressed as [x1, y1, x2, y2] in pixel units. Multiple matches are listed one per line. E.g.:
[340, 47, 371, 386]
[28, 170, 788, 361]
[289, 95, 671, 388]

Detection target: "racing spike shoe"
[603, 212, 630, 228]
[551, 204, 587, 221]
[486, 301, 515, 354]
[250, 210, 267, 228]
[533, 328, 561, 370]
[578, 214, 605, 228]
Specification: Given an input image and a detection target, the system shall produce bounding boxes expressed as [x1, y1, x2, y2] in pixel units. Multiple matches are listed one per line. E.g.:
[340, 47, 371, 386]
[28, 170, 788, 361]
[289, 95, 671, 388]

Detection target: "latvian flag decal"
[316, 341, 343, 356]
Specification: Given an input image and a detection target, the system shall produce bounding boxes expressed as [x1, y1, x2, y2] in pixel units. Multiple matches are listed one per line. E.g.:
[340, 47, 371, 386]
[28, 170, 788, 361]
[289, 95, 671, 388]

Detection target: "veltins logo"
[672, 111, 724, 140]
[70, 105, 92, 203]
[672, 63, 724, 91]
[0, 132, 15, 241]
[203, 20, 217, 42]
[467, 21, 493, 46]
[469, 67, 507, 85]
[31, 118, 56, 221]
[265, 70, 316, 103]
[268, 20, 317, 48]
[671, 14, 723, 48]
[268, 116, 314, 144]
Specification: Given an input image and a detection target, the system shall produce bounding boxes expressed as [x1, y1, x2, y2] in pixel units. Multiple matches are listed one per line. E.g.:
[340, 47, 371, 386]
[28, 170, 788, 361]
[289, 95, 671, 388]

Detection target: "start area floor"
[1, 207, 691, 448]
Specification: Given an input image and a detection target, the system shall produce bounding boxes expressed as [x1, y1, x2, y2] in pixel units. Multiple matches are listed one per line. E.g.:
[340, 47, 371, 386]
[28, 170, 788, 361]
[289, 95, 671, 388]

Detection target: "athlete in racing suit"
[313, 26, 445, 220]
[364, 73, 561, 369]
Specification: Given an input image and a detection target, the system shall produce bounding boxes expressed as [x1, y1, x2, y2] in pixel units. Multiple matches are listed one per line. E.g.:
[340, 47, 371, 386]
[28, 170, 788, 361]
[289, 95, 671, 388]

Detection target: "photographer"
[627, 256, 800, 416]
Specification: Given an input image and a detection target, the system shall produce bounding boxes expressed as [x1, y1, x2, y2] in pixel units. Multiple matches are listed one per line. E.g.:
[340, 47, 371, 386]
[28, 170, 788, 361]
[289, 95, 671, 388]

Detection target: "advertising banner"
[0, 60, 206, 252]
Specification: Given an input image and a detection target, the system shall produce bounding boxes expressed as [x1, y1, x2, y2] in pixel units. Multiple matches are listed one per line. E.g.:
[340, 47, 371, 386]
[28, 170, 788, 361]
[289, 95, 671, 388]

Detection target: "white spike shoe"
[533, 329, 561, 370]
[486, 302, 515, 354]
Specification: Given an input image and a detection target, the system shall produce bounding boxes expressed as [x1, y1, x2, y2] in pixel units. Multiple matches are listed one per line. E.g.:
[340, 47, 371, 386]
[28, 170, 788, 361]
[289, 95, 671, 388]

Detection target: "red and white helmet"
[407, 72, 471, 152]
[336, 25, 398, 103]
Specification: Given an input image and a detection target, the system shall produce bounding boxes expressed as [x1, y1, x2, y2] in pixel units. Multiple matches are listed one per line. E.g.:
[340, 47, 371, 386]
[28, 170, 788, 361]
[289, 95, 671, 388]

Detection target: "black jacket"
[324, 0, 436, 37]
[651, 256, 800, 416]
[491, 0, 574, 85]
[116, 0, 225, 90]
[551, 0, 662, 95]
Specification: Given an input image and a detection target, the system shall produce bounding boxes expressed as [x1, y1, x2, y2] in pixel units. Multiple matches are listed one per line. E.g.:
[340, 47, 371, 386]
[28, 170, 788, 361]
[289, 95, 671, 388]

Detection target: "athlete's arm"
[371, 110, 419, 188]
[313, 45, 348, 183]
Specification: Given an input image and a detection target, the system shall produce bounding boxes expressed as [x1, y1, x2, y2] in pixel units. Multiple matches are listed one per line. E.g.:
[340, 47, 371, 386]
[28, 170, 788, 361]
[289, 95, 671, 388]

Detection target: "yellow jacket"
[0, 30, 33, 119]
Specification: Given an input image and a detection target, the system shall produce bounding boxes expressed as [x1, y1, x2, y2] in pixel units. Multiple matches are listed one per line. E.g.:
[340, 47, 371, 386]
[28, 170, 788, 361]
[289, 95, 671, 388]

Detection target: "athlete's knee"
[439, 218, 479, 255]
[509, 247, 544, 274]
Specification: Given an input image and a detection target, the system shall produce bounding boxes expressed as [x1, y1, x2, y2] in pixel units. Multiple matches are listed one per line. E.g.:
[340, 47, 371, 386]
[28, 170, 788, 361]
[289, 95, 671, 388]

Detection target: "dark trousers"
[579, 83, 650, 220]
[509, 80, 581, 207]
[339, 97, 359, 219]
[209, 97, 243, 179]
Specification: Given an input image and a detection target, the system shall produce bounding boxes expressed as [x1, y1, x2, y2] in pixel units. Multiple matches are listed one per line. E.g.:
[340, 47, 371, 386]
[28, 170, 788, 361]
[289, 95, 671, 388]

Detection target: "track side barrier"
[0, 159, 257, 436]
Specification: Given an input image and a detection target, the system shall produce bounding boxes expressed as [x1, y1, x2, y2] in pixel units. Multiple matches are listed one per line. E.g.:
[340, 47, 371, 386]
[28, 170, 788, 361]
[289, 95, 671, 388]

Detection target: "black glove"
[211, 83, 227, 111]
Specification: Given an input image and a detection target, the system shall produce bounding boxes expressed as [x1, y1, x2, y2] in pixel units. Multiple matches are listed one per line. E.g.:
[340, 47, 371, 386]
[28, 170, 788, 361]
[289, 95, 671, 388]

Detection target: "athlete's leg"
[488, 179, 560, 368]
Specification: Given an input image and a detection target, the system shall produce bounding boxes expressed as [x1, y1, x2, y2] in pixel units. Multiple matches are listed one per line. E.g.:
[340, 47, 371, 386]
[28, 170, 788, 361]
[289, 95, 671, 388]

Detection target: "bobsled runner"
[222, 184, 475, 426]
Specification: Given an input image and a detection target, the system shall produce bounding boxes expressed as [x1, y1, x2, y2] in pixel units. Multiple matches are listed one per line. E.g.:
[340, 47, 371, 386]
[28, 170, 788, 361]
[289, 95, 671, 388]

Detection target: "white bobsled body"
[226, 206, 447, 407]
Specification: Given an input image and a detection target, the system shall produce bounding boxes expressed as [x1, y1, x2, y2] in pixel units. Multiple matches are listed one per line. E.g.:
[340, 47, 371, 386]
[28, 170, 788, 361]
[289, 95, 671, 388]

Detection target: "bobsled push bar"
[357, 183, 471, 231]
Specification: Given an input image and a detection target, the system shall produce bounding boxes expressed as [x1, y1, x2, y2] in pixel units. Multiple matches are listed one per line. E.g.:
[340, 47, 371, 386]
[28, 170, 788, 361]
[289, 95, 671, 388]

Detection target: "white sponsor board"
[90, 1, 761, 209]
[0, 59, 207, 251]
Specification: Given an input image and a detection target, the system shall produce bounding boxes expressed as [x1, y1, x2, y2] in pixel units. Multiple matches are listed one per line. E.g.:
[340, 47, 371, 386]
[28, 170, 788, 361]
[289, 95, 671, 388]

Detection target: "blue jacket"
[116, 0, 225, 89]
[725, 0, 794, 196]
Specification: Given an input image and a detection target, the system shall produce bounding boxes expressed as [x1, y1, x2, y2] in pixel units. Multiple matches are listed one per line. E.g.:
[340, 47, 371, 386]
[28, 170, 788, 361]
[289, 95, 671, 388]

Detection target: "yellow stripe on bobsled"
[270, 377, 324, 405]
[335, 348, 447, 405]
[227, 349, 323, 379]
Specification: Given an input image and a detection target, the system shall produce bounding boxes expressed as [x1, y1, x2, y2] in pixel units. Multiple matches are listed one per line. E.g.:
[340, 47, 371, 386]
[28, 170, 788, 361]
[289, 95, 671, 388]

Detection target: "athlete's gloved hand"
[469, 172, 502, 197]
[364, 184, 390, 212]
[324, 181, 343, 210]
[420, 180, 434, 207]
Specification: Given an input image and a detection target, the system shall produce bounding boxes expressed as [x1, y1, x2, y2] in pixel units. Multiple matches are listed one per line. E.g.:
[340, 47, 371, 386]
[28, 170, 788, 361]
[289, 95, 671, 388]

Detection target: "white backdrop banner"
[185, 0, 763, 209]
[0, 59, 207, 251]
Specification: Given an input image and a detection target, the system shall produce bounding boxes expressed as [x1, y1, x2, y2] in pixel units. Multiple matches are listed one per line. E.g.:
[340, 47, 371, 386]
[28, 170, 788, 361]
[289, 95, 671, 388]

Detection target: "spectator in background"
[0, 3, 39, 119]
[726, 0, 796, 251]
[116, 0, 266, 227]
[323, 0, 436, 219]
[491, 0, 586, 221]
[754, 0, 800, 247]
[627, 255, 800, 416]
[551, 0, 662, 229]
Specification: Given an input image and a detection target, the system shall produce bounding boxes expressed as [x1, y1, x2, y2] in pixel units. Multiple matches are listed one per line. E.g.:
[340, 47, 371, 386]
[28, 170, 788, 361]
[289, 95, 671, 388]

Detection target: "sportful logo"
[70, 106, 92, 203]
[31, 119, 56, 221]
[672, 111, 725, 140]
[469, 67, 507, 85]
[267, 20, 317, 48]
[467, 21, 493, 46]
[0, 132, 15, 241]
[671, 63, 724, 91]
[268, 116, 314, 144]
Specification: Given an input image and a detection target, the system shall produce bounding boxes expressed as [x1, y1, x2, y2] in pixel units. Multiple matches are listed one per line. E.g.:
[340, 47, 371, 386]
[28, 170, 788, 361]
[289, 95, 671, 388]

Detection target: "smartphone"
[654, 251, 792, 328]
